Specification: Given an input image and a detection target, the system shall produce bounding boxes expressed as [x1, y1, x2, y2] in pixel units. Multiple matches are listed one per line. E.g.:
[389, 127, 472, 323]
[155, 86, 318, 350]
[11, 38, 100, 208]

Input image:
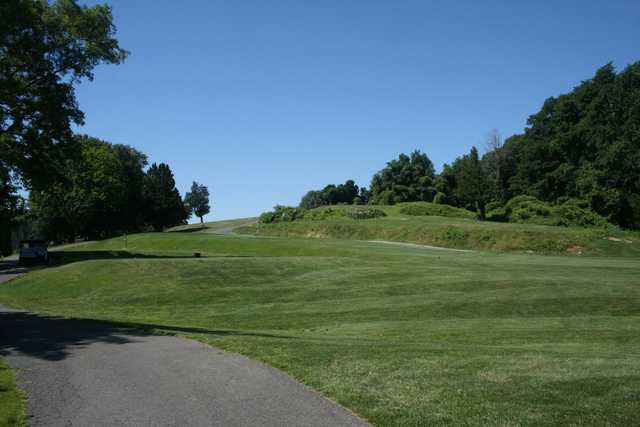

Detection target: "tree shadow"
[0, 309, 291, 362]
[48, 250, 266, 266]
[49, 251, 204, 266]
[168, 226, 207, 233]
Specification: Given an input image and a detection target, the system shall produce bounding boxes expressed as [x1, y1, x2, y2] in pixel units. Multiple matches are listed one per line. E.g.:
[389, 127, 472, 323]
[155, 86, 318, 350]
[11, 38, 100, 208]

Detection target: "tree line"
[299, 62, 640, 229]
[1, 1, 210, 254]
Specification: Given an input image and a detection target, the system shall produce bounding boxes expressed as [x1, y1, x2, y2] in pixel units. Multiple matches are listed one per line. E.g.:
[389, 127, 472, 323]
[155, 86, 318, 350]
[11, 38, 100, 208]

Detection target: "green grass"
[242, 212, 640, 257]
[1, 231, 639, 425]
[166, 217, 257, 233]
[0, 358, 25, 427]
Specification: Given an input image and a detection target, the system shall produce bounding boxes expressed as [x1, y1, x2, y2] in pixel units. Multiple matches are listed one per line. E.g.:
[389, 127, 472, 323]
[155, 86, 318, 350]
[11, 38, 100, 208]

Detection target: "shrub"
[433, 192, 447, 205]
[259, 205, 306, 223]
[303, 206, 386, 221]
[489, 196, 613, 228]
[552, 199, 610, 228]
[344, 207, 386, 220]
[398, 202, 475, 219]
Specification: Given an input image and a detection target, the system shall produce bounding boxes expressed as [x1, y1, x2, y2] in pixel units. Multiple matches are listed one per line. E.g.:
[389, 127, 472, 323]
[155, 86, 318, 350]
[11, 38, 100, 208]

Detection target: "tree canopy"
[289, 62, 640, 230]
[299, 180, 365, 209]
[369, 150, 436, 205]
[142, 163, 188, 232]
[184, 181, 211, 223]
[0, 0, 128, 190]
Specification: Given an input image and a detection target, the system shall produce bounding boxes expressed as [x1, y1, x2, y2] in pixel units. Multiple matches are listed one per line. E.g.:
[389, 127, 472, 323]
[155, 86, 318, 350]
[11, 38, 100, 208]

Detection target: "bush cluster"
[398, 202, 476, 219]
[260, 205, 386, 223]
[487, 196, 611, 228]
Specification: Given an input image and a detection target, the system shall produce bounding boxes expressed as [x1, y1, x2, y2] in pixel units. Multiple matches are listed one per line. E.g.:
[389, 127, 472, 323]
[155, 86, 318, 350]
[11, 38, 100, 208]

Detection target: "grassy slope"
[166, 217, 257, 233]
[0, 358, 25, 427]
[1, 232, 639, 425]
[240, 206, 640, 257]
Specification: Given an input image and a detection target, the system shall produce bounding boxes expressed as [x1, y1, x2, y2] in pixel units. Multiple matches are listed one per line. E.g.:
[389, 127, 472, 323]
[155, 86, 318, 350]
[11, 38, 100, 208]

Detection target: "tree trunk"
[199, 216, 203, 224]
[477, 201, 486, 220]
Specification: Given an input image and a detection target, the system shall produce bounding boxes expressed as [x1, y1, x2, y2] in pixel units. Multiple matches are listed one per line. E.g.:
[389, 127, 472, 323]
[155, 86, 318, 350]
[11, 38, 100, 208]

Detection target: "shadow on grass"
[167, 226, 207, 233]
[49, 250, 203, 266]
[48, 250, 268, 267]
[0, 309, 291, 361]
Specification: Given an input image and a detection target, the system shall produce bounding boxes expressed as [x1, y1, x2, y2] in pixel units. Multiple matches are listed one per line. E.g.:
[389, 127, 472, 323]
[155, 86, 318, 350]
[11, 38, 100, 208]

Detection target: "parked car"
[18, 240, 49, 265]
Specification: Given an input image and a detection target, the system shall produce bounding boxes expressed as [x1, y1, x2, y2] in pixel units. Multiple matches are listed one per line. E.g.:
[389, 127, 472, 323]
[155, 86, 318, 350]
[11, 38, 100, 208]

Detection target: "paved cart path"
[0, 262, 368, 427]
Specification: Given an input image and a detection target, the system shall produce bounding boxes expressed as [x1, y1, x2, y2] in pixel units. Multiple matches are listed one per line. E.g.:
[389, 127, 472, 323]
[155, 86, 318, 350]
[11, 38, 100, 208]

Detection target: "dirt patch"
[566, 245, 583, 254]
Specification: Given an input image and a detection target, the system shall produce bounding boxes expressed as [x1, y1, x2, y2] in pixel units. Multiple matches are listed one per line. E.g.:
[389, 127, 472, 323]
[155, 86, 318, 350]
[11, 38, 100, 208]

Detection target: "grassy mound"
[242, 215, 639, 257]
[1, 233, 639, 425]
[166, 217, 257, 233]
[397, 202, 476, 219]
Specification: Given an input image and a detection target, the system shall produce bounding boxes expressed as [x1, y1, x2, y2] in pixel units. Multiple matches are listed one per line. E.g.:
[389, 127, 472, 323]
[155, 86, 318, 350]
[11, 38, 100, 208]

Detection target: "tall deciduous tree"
[452, 146, 491, 219]
[29, 136, 143, 241]
[369, 150, 436, 204]
[142, 163, 188, 231]
[0, 0, 128, 190]
[184, 181, 211, 224]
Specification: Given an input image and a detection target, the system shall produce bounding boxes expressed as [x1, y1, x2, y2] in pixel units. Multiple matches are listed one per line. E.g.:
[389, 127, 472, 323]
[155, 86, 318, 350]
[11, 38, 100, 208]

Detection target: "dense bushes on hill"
[299, 180, 370, 209]
[260, 205, 386, 223]
[397, 202, 476, 219]
[487, 196, 611, 228]
[289, 62, 640, 230]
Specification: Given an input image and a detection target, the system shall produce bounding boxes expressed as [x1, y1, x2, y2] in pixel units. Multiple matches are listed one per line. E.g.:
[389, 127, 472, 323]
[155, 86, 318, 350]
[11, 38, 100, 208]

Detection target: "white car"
[18, 240, 49, 265]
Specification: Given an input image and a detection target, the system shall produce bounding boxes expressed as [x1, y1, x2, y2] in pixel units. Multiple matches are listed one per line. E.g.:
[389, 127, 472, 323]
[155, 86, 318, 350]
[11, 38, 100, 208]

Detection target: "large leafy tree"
[299, 179, 362, 209]
[505, 62, 640, 228]
[451, 147, 491, 219]
[0, 0, 128, 190]
[143, 163, 188, 231]
[184, 181, 211, 224]
[369, 150, 436, 204]
[29, 135, 145, 241]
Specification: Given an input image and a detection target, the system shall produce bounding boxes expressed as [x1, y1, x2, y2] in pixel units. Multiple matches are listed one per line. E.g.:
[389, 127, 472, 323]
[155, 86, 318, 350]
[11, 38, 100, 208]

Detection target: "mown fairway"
[1, 231, 639, 426]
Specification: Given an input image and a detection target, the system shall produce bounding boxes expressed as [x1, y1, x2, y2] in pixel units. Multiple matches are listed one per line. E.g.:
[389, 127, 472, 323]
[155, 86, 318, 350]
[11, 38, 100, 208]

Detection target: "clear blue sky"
[76, 0, 640, 221]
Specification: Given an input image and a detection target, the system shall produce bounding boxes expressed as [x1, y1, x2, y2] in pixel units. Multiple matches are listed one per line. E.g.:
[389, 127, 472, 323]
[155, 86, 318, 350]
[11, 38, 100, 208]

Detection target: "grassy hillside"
[166, 217, 257, 233]
[1, 232, 639, 425]
[0, 358, 25, 427]
[244, 203, 640, 257]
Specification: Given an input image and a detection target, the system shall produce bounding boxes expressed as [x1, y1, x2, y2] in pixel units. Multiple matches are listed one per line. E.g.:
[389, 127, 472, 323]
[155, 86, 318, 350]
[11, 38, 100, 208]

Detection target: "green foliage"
[487, 196, 612, 228]
[299, 180, 364, 209]
[30, 135, 148, 241]
[450, 146, 491, 219]
[0, 0, 128, 191]
[370, 150, 436, 204]
[432, 192, 446, 205]
[397, 202, 476, 219]
[261, 205, 386, 223]
[259, 205, 305, 223]
[142, 163, 188, 231]
[502, 62, 640, 229]
[184, 181, 211, 223]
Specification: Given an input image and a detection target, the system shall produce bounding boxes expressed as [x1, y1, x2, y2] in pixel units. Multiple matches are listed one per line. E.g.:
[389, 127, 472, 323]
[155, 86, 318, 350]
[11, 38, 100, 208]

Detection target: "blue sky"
[76, 0, 640, 221]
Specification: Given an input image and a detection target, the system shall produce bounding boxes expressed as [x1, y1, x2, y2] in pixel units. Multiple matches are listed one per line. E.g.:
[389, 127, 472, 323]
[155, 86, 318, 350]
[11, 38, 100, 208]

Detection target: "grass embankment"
[242, 203, 640, 257]
[0, 358, 25, 427]
[1, 232, 639, 425]
[166, 217, 257, 233]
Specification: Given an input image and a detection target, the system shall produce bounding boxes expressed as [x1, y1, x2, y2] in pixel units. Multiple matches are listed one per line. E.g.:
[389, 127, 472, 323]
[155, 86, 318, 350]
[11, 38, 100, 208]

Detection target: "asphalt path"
[0, 260, 369, 427]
